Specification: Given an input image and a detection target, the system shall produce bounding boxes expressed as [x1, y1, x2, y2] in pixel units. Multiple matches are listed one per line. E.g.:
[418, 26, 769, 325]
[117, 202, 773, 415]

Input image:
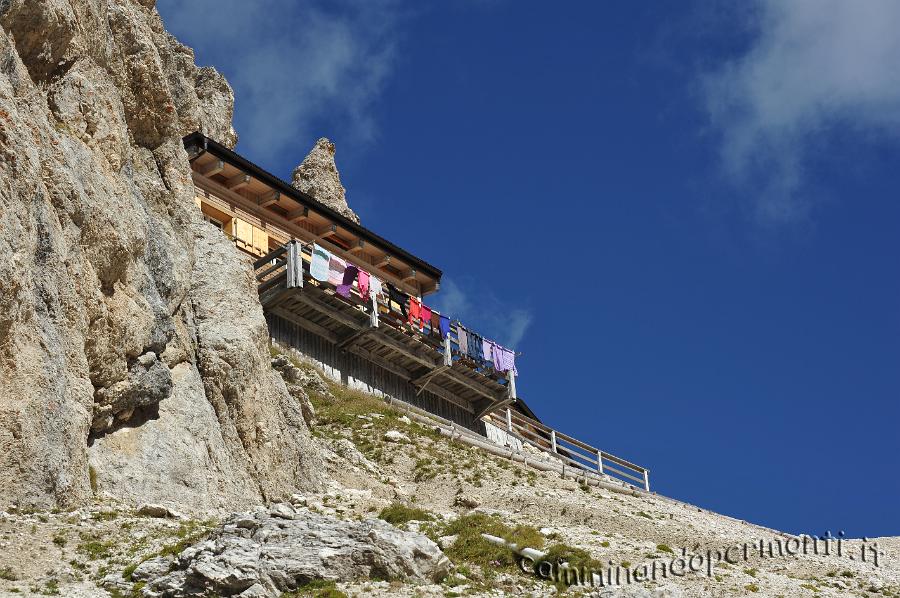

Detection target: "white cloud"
[432, 278, 533, 349]
[158, 0, 402, 162]
[700, 0, 900, 223]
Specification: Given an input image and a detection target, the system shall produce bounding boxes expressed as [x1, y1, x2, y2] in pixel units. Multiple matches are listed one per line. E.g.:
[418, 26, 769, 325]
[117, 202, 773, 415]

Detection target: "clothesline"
[292, 240, 521, 375]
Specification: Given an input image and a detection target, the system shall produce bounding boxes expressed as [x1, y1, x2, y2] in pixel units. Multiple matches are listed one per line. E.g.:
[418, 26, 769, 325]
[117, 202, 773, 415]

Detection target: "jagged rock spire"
[291, 138, 360, 224]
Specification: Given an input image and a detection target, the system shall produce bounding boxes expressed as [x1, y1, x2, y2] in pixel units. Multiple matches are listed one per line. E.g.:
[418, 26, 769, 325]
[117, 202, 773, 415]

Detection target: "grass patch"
[656, 544, 674, 554]
[428, 513, 544, 575]
[378, 503, 434, 526]
[88, 466, 98, 493]
[744, 567, 758, 577]
[282, 579, 348, 597]
[541, 544, 605, 589]
[157, 520, 216, 558]
[745, 583, 760, 593]
[0, 566, 18, 581]
[77, 538, 115, 560]
[92, 511, 118, 522]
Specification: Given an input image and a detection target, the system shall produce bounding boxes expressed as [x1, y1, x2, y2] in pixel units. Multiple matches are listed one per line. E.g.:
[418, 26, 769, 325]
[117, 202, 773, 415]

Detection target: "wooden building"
[183, 133, 521, 433]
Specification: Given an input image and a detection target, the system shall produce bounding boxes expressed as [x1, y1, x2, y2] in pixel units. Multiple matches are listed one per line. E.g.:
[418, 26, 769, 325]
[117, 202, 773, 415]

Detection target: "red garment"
[420, 305, 432, 332]
[358, 270, 370, 301]
[409, 297, 421, 327]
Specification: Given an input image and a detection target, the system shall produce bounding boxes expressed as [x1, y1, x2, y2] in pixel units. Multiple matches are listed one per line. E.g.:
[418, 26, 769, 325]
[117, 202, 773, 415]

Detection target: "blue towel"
[440, 315, 450, 339]
[310, 243, 330, 282]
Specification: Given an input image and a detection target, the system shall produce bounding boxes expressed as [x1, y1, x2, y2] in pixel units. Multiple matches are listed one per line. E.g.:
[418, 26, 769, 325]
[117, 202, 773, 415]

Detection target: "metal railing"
[483, 406, 650, 491]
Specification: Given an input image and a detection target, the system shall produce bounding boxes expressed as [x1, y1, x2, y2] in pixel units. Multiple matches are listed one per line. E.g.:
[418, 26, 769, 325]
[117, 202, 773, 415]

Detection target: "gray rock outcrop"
[141, 503, 451, 597]
[0, 0, 321, 510]
[291, 137, 360, 224]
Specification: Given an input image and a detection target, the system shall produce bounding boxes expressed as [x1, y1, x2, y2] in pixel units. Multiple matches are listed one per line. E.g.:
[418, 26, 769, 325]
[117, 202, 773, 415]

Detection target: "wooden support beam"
[411, 364, 448, 395]
[259, 287, 293, 310]
[338, 328, 374, 351]
[369, 332, 438, 370]
[349, 239, 366, 255]
[318, 223, 339, 240]
[443, 366, 506, 403]
[402, 268, 418, 283]
[376, 254, 391, 268]
[470, 398, 492, 418]
[474, 396, 513, 420]
[258, 190, 280, 207]
[290, 289, 368, 331]
[269, 307, 339, 343]
[287, 207, 309, 222]
[411, 366, 444, 387]
[348, 344, 412, 379]
[199, 159, 224, 177]
[226, 173, 251, 191]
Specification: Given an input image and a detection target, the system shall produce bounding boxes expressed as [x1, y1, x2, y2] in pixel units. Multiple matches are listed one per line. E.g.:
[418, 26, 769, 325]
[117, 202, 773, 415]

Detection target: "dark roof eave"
[183, 132, 443, 281]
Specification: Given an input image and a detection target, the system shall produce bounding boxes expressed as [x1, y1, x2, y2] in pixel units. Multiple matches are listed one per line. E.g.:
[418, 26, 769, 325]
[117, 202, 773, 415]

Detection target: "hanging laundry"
[482, 338, 494, 363]
[430, 311, 442, 338]
[491, 342, 517, 375]
[457, 325, 469, 356]
[311, 243, 330, 282]
[358, 270, 370, 301]
[370, 277, 383, 298]
[420, 304, 432, 332]
[439, 315, 450, 340]
[336, 264, 358, 298]
[327, 254, 346, 286]
[468, 330, 483, 362]
[387, 284, 409, 320]
[409, 296, 421, 328]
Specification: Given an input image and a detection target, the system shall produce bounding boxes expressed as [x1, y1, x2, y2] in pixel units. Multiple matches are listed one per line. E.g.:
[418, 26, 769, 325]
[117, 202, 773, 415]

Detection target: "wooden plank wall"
[266, 314, 486, 434]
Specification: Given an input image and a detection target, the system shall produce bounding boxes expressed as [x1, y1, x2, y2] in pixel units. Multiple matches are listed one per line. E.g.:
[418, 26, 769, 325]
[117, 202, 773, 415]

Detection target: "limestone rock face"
[291, 137, 360, 224]
[142, 503, 451, 597]
[0, 0, 320, 510]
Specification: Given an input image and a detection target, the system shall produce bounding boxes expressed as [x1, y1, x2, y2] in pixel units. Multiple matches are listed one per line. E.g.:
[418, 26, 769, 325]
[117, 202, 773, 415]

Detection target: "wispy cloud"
[158, 0, 403, 162]
[432, 278, 533, 349]
[700, 0, 900, 224]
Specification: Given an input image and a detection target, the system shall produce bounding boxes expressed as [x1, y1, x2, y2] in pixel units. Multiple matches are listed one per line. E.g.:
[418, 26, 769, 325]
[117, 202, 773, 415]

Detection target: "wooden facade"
[184, 132, 517, 434]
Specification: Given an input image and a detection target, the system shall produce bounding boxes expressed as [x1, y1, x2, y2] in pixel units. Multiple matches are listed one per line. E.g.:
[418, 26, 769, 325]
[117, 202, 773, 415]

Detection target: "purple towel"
[482, 338, 493, 362]
[336, 265, 359, 298]
[491, 342, 517, 375]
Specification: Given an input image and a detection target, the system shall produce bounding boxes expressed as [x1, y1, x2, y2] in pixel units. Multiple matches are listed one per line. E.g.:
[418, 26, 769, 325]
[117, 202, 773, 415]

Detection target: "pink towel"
[358, 270, 370, 301]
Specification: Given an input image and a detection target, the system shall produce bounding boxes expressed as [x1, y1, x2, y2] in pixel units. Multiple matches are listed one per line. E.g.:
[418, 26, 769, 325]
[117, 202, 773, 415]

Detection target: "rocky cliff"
[292, 137, 360, 224]
[0, 0, 321, 511]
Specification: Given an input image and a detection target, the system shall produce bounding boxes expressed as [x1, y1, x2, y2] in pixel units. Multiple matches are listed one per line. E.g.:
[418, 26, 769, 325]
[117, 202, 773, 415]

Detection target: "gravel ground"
[0, 380, 896, 597]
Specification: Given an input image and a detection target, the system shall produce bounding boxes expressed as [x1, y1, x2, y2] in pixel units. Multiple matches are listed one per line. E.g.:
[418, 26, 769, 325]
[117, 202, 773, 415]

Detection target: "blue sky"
[158, 1, 900, 537]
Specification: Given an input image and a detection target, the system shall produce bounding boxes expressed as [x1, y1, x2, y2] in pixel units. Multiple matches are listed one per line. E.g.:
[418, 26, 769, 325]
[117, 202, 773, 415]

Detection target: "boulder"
[384, 430, 410, 443]
[141, 508, 451, 597]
